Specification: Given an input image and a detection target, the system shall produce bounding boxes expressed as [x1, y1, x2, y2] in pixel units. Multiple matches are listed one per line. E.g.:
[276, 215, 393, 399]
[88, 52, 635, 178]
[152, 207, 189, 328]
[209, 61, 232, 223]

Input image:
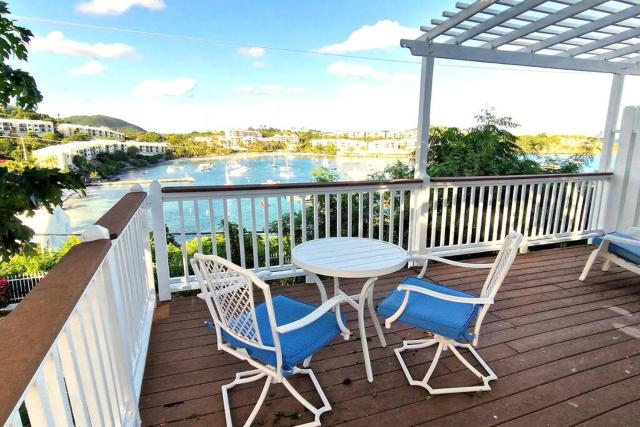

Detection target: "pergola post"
[599, 74, 625, 172]
[414, 57, 434, 179]
[408, 57, 434, 254]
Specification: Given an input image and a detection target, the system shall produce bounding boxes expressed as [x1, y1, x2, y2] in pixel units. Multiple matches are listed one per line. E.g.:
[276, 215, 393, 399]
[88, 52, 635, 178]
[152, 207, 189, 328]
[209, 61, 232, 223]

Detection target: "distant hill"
[62, 115, 146, 134]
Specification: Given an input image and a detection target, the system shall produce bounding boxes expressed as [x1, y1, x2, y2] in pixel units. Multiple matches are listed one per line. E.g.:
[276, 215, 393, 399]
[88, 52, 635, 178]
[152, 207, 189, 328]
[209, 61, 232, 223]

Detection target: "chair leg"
[579, 248, 600, 281]
[602, 259, 612, 271]
[281, 367, 332, 427]
[367, 285, 386, 348]
[221, 369, 268, 427]
[394, 335, 497, 395]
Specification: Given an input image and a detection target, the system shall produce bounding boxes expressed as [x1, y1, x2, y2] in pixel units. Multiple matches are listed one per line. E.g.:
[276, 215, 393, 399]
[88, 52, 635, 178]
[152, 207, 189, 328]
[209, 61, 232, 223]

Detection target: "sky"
[8, 0, 640, 135]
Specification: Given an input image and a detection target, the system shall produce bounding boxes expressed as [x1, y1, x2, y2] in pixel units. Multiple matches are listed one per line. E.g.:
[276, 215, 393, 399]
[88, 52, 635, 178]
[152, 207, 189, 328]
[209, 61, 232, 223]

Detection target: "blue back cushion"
[378, 277, 480, 341]
[219, 295, 344, 372]
[593, 232, 640, 265]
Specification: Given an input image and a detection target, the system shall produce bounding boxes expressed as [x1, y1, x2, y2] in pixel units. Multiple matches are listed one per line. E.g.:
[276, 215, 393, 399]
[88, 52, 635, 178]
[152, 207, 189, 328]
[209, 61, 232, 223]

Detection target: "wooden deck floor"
[140, 245, 640, 426]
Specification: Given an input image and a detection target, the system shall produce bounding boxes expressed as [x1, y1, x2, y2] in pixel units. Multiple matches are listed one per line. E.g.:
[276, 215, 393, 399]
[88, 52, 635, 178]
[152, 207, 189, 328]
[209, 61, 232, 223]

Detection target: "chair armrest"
[408, 255, 493, 279]
[275, 295, 348, 334]
[397, 284, 494, 305]
[604, 234, 640, 247]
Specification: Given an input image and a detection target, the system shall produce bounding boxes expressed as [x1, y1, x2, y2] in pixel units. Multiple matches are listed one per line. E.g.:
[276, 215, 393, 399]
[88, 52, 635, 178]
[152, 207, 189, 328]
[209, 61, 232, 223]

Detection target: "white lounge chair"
[378, 231, 523, 394]
[191, 253, 349, 427]
[579, 227, 640, 281]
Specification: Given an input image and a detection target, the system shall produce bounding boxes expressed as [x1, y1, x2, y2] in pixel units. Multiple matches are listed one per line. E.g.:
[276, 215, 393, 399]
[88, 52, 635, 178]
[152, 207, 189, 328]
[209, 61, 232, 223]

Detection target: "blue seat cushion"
[593, 232, 640, 265]
[218, 295, 344, 372]
[378, 277, 480, 342]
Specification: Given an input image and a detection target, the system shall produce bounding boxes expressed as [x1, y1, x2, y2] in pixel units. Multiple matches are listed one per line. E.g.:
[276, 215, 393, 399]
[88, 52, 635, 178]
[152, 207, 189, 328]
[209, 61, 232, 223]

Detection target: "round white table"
[292, 237, 408, 382]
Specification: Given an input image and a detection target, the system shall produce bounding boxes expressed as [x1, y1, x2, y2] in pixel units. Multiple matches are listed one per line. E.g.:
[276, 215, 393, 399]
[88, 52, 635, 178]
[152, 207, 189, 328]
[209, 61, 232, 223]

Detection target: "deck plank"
[140, 245, 640, 426]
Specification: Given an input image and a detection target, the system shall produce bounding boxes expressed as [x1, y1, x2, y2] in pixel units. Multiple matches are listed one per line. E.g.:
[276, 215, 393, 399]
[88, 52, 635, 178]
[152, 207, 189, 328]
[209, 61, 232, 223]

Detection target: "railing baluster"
[537, 183, 550, 237]
[440, 187, 449, 247]
[301, 194, 307, 242]
[237, 199, 246, 268]
[263, 196, 270, 268]
[208, 199, 218, 256]
[347, 192, 353, 237]
[484, 186, 494, 243]
[430, 187, 438, 248]
[194, 199, 202, 253]
[223, 199, 232, 261]
[389, 190, 396, 244]
[581, 180, 594, 231]
[313, 194, 319, 239]
[450, 187, 457, 245]
[546, 182, 558, 236]
[475, 186, 485, 243]
[57, 329, 92, 426]
[458, 187, 466, 246]
[337, 192, 342, 237]
[358, 192, 364, 238]
[24, 372, 56, 427]
[289, 195, 296, 249]
[177, 200, 189, 282]
[559, 182, 572, 234]
[368, 191, 374, 238]
[467, 186, 476, 245]
[277, 196, 284, 267]
[399, 190, 406, 248]
[250, 198, 259, 268]
[507, 184, 517, 238]
[378, 190, 385, 241]
[522, 184, 533, 237]
[324, 193, 330, 238]
[492, 185, 502, 242]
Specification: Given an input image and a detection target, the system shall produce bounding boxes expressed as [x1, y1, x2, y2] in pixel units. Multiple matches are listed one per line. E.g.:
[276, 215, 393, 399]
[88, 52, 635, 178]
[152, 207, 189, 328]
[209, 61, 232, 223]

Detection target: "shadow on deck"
[140, 245, 640, 426]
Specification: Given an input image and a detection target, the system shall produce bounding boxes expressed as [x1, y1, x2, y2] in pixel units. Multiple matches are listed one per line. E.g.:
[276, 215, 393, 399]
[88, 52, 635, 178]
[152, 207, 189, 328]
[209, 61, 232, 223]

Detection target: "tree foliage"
[0, 167, 84, 259]
[0, 2, 42, 110]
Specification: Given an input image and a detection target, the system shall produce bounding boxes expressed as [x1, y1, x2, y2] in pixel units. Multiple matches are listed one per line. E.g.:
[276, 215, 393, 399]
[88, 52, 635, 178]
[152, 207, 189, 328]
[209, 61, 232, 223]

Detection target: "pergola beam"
[521, 4, 640, 53]
[451, 0, 548, 45]
[563, 26, 640, 57]
[401, 40, 640, 75]
[482, 0, 610, 49]
[422, 0, 499, 41]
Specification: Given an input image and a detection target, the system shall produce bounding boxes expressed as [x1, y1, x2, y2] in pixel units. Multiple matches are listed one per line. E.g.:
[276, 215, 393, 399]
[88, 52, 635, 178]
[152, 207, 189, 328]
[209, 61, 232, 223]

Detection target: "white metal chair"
[191, 253, 350, 427]
[579, 227, 640, 281]
[378, 231, 523, 394]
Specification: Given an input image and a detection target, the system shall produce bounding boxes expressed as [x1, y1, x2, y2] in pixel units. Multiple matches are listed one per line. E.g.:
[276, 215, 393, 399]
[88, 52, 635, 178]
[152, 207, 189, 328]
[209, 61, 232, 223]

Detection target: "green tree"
[0, 2, 42, 110]
[311, 166, 338, 183]
[137, 132, 164, 142]
[0, 2, 84, 259]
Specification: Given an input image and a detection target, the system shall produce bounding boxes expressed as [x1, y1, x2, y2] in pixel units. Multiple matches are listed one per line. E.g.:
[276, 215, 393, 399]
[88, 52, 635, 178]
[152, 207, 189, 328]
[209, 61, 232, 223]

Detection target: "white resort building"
[58, 123, 126, 141]
[223, 129, 300, 150]
[0, 118, 54, 137]
[311, 137, 416, 155]
[33, 139, 167, 170]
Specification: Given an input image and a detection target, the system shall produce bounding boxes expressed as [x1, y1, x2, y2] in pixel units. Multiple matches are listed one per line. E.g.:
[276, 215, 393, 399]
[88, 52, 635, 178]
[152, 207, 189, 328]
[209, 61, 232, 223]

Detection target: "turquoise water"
[65, 152, 604, 233]
[65, 153, 406, 231]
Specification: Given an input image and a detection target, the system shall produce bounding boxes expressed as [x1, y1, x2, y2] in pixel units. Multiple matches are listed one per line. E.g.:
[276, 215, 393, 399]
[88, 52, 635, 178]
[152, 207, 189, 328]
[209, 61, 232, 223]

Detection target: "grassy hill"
[62, 115, 146, 133]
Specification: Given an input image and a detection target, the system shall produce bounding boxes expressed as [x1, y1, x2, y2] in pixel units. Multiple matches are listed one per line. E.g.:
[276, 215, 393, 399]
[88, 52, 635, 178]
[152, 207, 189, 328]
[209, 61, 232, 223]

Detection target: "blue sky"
[9, 0, 639, 134]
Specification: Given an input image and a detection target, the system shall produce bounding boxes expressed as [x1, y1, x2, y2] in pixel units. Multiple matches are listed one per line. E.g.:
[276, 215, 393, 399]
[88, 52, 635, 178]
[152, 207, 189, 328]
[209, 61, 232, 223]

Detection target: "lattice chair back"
[472, 231, 523, 344]
[191, 253, 281, 365]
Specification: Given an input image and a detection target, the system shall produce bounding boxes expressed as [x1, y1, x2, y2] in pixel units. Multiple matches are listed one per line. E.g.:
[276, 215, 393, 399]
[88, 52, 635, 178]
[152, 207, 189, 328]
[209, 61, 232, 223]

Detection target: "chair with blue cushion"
[191, 253, 350, 427]
[378, 231, 523, 394]
[579, 227, 640, 281]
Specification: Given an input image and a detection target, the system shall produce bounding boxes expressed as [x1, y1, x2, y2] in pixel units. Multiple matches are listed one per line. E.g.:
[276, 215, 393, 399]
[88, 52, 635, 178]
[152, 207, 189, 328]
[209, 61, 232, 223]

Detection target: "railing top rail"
[95, 191, 147, 239]
[161, 178, 424, 194]
[430, 172, 613, 184]
[0, 239, 112, 423]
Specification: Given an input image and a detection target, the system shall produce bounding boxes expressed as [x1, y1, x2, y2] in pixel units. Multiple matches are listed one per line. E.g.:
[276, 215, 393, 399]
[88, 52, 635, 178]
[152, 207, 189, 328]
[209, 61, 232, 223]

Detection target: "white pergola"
[404, 0, 640, 178]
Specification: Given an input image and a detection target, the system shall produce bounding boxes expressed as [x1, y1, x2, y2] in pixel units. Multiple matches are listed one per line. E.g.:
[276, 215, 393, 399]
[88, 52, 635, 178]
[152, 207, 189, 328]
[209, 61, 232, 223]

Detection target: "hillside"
[62, 115, 146, 133]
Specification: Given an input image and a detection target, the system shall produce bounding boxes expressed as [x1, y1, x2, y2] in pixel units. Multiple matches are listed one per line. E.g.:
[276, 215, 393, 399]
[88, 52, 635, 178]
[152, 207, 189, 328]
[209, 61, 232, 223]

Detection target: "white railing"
[420, 173, 609, 255]
[2, 273, 46, 309]
[1, 189, 155, 427]
[151, 179, 423, 296]
[150, 172, 611, 299]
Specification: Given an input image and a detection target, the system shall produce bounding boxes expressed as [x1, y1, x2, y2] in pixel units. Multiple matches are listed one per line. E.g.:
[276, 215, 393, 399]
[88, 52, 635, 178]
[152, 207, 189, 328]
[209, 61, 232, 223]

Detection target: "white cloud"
[133, 78, 195, 98]
[319, 20, 421, 53]
[260, 84, 283, 94]
[70, 60, 108, 75]
[287, 87, 309, 94]
[238, 86, 256, 94]
[31, 31, 138, 59]
[237, 47, 265, 58]
[77, 0, 165, 15]
[327, 61, 388, 80]
[252, 61, 265, 69]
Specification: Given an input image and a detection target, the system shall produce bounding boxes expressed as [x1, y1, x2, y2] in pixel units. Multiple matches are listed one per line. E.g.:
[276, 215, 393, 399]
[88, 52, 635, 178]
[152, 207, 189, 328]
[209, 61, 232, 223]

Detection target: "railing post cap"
[81, 225, 110, 242]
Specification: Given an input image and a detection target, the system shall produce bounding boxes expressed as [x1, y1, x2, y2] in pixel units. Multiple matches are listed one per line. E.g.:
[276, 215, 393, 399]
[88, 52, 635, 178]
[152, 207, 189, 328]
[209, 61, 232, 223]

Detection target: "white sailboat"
[279, 156, 293, 178]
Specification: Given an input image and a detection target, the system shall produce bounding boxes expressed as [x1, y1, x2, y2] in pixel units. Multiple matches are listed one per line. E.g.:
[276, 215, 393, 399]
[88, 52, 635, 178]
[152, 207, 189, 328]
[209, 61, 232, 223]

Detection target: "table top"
[291, 237, 408, 279]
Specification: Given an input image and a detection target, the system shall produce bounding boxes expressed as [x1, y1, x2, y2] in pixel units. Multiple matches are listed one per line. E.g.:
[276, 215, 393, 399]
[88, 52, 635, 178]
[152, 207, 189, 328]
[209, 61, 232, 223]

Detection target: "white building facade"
[0, 119, 54, 137]
[33, 139, 167, 170]
[58, 123, 126, 141]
